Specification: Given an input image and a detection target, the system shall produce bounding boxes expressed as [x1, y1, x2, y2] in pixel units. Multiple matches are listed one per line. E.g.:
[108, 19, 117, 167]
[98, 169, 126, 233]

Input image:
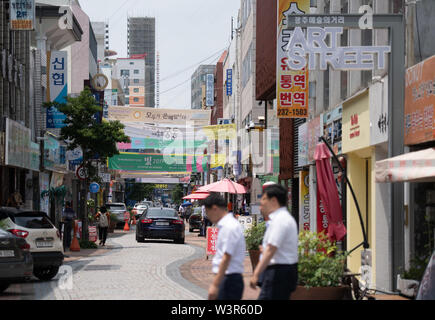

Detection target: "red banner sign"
[206, 227, 219, 256]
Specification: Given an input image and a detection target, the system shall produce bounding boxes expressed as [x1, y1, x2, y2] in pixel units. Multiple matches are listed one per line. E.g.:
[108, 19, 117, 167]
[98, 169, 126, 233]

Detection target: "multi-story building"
[113, 54, 146, 106]
[127, 17, 155, 108]
[191, 65, 216, 109]
[91, 21, 109, 65]
[251, 0, 435, 294]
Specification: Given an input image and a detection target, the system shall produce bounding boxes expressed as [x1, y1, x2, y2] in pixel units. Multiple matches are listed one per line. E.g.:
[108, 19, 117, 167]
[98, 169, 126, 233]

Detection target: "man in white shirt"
[249, 184, 298, 300]
[204, 193, 246, 300]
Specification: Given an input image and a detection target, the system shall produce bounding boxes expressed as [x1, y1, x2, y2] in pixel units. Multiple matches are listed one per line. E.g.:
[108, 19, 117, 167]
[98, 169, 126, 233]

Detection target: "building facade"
[127, 17, 155, 108]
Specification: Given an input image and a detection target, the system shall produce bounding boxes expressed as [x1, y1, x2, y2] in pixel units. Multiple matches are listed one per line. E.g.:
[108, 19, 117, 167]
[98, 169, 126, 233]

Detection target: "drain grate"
[83, 265, 121, 271]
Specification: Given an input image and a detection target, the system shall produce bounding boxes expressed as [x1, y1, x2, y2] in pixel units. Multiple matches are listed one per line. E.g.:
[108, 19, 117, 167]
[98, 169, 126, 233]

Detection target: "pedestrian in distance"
[96, 206, 110, 246]
[62, 201, 77, 251]
[199, 203, 210, 237]
[204, 193, 246, 300]
[249, 184, 299, 300]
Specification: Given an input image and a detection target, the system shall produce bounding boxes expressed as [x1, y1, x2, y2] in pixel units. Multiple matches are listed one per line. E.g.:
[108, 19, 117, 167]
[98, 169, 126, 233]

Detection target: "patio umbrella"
[314, 142, 347, 242]
[183, 192, 210, 200]
[181, 201, 192, 207]
[197, 178, 247, 194]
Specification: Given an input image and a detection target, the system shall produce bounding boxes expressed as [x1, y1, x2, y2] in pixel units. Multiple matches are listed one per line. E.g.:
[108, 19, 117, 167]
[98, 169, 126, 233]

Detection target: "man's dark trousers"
[218, 274, 244, 300]
[258, 264, 298, 300]
[63, 220, 73, 250]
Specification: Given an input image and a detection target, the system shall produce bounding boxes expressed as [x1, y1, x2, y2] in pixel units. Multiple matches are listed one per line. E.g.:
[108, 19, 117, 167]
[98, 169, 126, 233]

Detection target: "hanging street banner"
[107, 106, 211, 126]
[299, 170, 310, 232]
[10, 0, 35, 30]
[108, 153, 207, 173]
[277, 0, 310, 119]
[46, 51, 68, 128]
[202, 124, 237, 141]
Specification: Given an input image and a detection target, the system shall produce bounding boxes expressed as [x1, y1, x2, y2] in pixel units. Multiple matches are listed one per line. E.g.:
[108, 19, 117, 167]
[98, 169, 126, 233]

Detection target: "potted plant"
[244, 222, 266, 272]
[292, 230, 349, 300]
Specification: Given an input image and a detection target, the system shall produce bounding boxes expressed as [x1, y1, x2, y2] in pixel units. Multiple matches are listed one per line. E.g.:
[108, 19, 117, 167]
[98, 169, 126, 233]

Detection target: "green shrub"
[244, 222, 266, 251]
[79, 239, 98, 249]
[298, 231, 347, 288]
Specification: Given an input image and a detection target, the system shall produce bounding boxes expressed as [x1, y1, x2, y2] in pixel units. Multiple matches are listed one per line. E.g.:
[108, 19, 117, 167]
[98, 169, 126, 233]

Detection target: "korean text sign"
[47, 51, 68, 128]
[404, 55, 435, 145]
[277, 0, 309, 118]
[206, 227, 219, 256]
[10, 0, 35, 30]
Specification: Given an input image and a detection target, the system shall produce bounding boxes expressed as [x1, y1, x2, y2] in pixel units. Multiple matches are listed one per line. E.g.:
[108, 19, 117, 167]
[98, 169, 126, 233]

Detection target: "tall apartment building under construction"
[127, 17, 155, 108]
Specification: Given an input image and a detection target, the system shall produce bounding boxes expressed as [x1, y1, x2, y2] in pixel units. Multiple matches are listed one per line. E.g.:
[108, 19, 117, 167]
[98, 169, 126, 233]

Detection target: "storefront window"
[412, 183, 435, 262]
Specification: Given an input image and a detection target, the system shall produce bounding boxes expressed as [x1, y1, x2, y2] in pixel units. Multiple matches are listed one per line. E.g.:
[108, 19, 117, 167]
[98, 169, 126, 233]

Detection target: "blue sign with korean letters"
[226, 69, 232, 96]
[206, 74, 214, 107]
[47, 51, 68, 128]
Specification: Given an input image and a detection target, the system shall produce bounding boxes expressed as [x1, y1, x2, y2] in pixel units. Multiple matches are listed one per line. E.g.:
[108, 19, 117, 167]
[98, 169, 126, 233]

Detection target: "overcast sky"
[79, 0, 240, 109]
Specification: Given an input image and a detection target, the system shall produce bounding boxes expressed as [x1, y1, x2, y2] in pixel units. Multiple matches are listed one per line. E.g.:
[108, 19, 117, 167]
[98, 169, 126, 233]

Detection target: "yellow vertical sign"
[299, 170, 310, 231]
[277, 0, 310, 118]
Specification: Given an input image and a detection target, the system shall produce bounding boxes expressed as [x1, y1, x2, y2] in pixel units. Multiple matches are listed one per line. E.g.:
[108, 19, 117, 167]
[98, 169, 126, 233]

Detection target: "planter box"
[291, 285, 350, 300]
[397, 275, 420, 298]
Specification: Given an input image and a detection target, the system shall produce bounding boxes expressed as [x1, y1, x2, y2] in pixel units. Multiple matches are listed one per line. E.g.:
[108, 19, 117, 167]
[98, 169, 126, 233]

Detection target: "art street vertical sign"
[277, 0, 309, 118]
[10, 0, 35, 30]
[46, 51, 68, 128]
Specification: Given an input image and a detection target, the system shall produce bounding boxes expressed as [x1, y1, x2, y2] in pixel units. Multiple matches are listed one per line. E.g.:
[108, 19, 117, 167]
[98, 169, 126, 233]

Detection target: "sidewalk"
[182, 228, 260, 300]
[63, 229, 125, 263]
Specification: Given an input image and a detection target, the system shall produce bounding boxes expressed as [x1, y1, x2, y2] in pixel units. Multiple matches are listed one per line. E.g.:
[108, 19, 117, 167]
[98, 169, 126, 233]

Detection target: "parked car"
[188, 207, 202, 233]
[132, 203, 149, 219]
[0, 228, 33, 293]
[105, 203, 128, 227]
[0, 208, 63, 281]
[136, 207, 185, 244]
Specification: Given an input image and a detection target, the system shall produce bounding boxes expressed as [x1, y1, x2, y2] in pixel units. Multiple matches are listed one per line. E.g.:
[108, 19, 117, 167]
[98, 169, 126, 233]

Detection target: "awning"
[375, 148, 435, 183]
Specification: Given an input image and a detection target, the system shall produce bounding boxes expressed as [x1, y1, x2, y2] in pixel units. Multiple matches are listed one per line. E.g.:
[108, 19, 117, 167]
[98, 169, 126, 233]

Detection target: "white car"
[132, 203, 148, 218]
[0, 207, 64, 281]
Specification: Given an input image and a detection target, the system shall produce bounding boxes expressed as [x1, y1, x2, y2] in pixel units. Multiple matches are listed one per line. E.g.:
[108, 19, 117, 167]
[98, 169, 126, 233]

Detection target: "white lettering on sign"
[285, 27, 391, 71]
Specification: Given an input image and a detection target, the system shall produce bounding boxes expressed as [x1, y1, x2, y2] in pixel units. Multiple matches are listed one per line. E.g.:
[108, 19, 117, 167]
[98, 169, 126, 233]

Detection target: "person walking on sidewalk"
[96, 206, 110, 246]
[204, 193, 246, 300]
[249, 184, 298, 300]
[199, 204, 210, 237]
[62, 201, 76, 251]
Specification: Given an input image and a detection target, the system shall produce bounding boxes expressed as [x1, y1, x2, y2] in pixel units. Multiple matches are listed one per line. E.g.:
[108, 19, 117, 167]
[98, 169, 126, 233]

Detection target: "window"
[134, 79, 139, 84]
[133, 88, 139, 93]
[133, 98, 139, 102]
[134, 70, 139, 74]
[130, 62, 134, 65]
[242, 42, 253, 89]
[120, 69, 130, 76]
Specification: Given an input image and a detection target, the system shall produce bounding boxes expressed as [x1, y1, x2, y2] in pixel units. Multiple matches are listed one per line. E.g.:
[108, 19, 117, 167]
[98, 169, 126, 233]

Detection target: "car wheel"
[189, 228, 193, 232]
[136, 235, 145, 243]
[175, 237, 185, 244]
[34, 266, 60, 281]
[0, 283, 10, 293]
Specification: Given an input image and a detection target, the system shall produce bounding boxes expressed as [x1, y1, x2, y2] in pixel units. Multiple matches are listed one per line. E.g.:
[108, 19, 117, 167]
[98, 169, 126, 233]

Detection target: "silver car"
[105, 203, 128, 227]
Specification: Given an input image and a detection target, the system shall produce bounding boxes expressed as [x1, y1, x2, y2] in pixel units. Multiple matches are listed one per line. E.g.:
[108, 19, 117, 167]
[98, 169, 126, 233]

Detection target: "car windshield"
[106, 204, 126, 211]
[14, 212, 53, 229]
[146, 209, 177, 219]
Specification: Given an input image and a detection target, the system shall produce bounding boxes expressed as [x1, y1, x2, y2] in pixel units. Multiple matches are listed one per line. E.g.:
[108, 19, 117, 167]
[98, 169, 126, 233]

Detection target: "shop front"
[342, 90, 375, 283]
[1, 118, 41, 210]
[375, 55, 435, 290]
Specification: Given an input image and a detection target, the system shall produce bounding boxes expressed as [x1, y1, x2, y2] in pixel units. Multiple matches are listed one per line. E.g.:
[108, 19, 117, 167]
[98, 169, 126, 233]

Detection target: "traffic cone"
[123, 220, 130, 231]
[70, 220, 80, 252]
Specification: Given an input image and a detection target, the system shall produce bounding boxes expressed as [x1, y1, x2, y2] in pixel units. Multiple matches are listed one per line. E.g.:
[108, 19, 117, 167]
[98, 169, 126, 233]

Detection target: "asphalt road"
[0, 227, 207, 300]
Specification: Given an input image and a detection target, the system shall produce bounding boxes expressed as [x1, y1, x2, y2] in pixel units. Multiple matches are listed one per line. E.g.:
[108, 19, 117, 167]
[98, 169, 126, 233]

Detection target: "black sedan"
[0, 229, 33, 293]
[136, 208, 185, 244]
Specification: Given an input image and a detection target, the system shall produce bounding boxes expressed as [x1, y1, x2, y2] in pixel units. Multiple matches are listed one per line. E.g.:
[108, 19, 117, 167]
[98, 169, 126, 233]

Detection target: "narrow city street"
[1, 227, 208, 300]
